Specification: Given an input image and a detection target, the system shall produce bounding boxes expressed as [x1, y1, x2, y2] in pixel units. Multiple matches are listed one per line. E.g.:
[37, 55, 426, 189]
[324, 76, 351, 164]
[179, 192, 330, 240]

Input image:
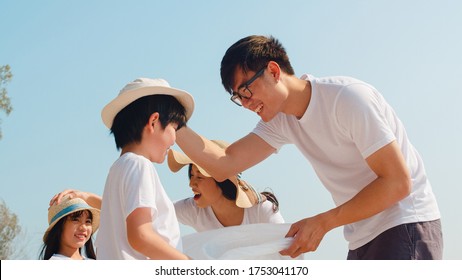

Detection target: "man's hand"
[279, 215, 329, 258]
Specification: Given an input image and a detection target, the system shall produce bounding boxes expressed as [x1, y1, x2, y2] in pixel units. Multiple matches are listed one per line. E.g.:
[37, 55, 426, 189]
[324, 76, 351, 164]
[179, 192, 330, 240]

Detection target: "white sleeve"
[335, 83, 396, 158]
[122, 157, 157, 219]
[252, 114, 290, 152]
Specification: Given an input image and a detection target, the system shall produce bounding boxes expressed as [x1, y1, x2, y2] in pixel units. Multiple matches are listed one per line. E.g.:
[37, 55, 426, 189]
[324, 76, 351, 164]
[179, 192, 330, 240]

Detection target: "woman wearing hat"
[40, 195, 100, 260]
[168, 140, 284, 232]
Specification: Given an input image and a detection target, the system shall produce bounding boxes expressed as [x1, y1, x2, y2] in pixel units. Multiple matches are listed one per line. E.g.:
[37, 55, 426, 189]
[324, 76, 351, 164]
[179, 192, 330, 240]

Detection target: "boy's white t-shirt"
[96, 152, 182, 259]
[252, 75, 440, 250]
[174, 198, 284, 232]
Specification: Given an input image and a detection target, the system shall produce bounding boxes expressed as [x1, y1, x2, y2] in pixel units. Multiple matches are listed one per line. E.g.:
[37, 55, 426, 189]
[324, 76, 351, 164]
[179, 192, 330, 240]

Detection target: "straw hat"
[43, 195, 100, 242]
[167, 140, 264, 208]
[101, 77, 195, 129]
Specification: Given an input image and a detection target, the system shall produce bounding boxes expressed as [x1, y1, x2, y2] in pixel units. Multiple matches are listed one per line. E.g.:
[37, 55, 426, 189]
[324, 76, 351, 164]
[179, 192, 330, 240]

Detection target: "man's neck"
[284, 76, 311, 119]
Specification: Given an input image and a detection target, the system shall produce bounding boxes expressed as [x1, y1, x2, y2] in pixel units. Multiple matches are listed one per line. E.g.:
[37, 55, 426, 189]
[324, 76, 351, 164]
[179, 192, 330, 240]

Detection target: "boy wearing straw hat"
[97, 77, 194, 260]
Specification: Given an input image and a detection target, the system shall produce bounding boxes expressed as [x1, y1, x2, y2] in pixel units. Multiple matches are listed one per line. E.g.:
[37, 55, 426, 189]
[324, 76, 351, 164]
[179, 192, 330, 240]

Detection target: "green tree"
[0, 200, 22, 259]
[0, 64, 13, 140]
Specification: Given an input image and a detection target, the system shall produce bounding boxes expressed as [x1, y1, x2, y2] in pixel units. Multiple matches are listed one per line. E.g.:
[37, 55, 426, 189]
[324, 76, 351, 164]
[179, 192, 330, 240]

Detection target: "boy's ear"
[148, 112, 160, 128]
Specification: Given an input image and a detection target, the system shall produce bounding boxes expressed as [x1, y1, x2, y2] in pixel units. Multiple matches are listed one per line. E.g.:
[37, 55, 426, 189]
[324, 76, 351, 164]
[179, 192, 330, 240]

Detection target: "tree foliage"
[0, 200, 22, 260]
[0, 64, 13, 140]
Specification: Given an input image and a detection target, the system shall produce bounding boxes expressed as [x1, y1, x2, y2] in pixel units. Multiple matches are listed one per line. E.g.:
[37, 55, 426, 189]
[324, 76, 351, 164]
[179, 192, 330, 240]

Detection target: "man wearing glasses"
[176, 35, 442, 260]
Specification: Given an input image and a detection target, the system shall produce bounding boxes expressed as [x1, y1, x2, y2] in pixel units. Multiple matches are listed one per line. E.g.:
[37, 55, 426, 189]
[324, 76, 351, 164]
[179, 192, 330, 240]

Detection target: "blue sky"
[1, 0, 461, 260]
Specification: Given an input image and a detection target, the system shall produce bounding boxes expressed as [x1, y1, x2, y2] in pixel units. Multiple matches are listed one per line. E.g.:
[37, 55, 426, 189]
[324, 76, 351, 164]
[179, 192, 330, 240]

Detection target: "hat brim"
[167, 145, 264, 208]
[167, 139, 229, 177]
[101, 85, 194, 129]
[43, 204, 100, 242]
[167, 149, 211, 177]
[233, 178, 265, 208]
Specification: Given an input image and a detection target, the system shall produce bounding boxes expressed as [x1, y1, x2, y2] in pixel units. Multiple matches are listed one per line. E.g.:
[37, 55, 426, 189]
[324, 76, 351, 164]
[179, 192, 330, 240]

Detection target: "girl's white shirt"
[49, 253, 93, 260]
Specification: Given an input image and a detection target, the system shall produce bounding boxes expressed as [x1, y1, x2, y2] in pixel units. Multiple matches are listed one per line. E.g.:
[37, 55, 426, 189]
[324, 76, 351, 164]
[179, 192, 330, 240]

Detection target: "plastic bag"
[182, 223, 303, 260]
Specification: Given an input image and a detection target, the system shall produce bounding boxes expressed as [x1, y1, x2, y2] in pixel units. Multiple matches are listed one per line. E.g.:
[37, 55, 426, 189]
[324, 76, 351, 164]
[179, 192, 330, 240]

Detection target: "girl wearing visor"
[40, 195, 99, 260]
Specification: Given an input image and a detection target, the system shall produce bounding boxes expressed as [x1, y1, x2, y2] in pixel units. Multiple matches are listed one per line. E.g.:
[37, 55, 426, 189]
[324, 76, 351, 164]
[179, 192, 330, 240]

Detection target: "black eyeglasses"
[230, 66, 266, 106]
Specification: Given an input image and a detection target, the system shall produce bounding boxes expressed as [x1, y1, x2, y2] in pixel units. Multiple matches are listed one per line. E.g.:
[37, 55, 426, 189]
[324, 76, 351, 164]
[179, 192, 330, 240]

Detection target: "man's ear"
[267, 61, 281, 81]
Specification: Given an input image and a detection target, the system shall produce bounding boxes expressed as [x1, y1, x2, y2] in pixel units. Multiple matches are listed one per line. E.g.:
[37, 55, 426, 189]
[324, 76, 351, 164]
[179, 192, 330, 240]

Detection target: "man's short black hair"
[220, 35, 295, 94]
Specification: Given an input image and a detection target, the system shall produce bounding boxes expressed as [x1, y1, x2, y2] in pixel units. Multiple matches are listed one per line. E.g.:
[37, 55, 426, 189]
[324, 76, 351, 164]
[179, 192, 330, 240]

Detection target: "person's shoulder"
[174, 197, 201, 225]
[246, 200, 273, 212]
[49, 254, 72, 260]
[260, 200, 277, 210]
[245, 201, 284, 223]
[174, 197, 195, 208]
[110, 152, 157, 181]
[115, 152, 152, 168]
[311, 75, 368, 87]
[310, 76, 378, 104]
[119, 152, 147, 162]
[174, 197, 201, 216]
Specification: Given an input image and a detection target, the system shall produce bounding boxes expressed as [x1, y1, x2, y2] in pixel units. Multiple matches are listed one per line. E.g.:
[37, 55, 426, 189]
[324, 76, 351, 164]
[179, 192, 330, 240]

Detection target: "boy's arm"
[126, 207, 190, 260]
[176, 126, 275, 182]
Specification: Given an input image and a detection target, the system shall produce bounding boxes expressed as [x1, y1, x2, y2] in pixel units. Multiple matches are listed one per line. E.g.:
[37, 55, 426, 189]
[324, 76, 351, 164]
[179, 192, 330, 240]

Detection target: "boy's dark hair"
[220, 35, 295, 94]
[111, 94, 187, 150]
[39, 210, 96, 260]
[187, 164, 280, 212]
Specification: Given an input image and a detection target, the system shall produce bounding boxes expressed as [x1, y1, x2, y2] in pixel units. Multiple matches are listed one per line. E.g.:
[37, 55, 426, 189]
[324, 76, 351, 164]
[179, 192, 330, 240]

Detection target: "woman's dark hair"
[188, 164, 280, 212]
[216, 179, 238, 201]
[111, 94, 187, 150]
[220, 35, 295, 94]
[39, 210, 96, 260]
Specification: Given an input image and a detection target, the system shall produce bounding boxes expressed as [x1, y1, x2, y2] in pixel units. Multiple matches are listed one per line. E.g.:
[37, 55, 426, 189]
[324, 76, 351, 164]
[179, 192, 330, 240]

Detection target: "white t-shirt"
[174, 198, 284, 232]
[96, 152, 182, 259]
[252, 74, 440, 250]
[49, 254, 93, 260]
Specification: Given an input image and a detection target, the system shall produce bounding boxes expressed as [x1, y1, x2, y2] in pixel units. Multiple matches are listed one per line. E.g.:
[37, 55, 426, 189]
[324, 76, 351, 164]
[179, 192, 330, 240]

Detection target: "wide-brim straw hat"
[101, 77, 195, 129]
[167, 140, 264, 208]
[43, 195, 100, 242]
